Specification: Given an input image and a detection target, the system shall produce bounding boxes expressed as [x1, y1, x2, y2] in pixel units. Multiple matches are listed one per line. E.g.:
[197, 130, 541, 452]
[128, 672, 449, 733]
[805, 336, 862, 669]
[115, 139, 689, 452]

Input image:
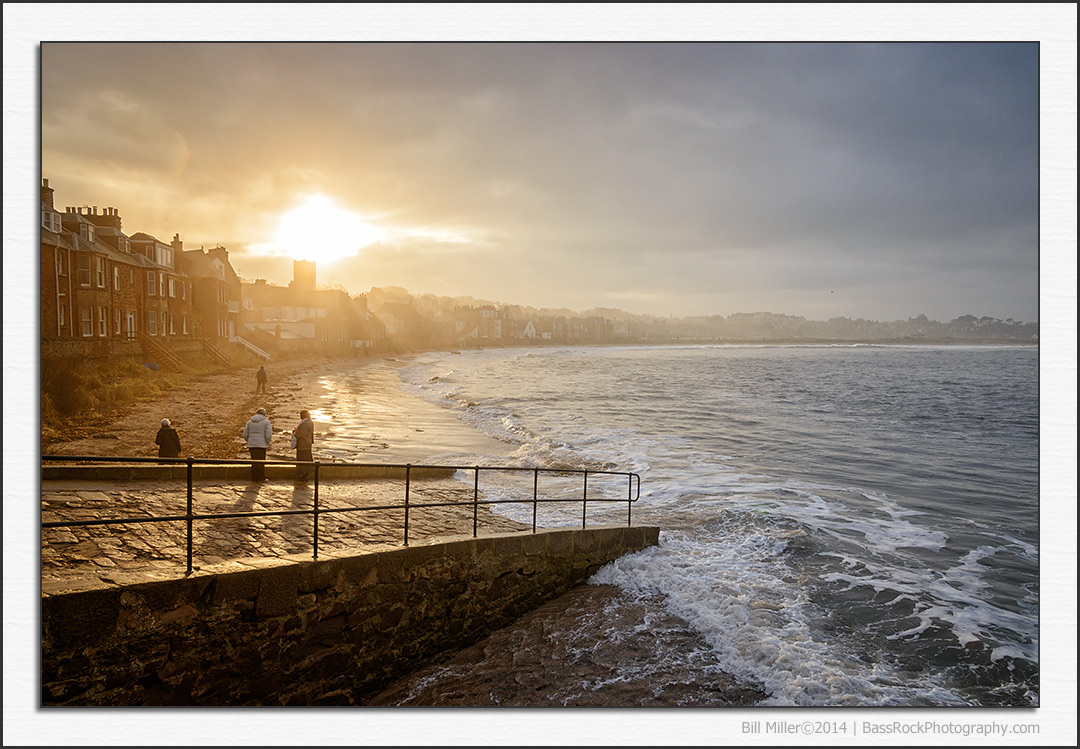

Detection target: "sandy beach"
[43, 353, 515, 468]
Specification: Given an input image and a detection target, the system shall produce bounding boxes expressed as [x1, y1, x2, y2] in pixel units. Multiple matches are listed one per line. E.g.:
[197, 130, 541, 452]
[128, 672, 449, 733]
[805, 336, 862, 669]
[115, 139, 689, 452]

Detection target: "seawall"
[42, 524, 660, 706]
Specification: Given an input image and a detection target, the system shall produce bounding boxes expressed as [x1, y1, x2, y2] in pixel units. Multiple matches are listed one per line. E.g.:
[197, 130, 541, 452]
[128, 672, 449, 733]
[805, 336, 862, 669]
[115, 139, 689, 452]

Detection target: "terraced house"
[41, 179, 202, 367]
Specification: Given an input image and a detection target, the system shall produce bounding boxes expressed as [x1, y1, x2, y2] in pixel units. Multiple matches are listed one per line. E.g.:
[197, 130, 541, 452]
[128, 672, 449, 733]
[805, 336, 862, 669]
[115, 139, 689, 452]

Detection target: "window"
[129, 269, 135, 285]
[78, 256, 92, 286]
[114, 309, 122, 335]
[168, 278, 176, 298]
[98, 306, 107, 336]
[95, 257, 106, 288]
[147, 271, 156, 295]
[81, 307, 94, 337]
[42, 209, 61, 232]
[159, 273, 166, 297]
[126, 311, 136, 338]
[58, 304, 66, 329]
[160, 311, 168, 337]
[168, 313, 175, 335]
[181, 282, 186, 300]
[56, 250, 66, 276]
[114, 266, 121, 290]
[182, 315, 188, 335]
[148, 311, 157, 336]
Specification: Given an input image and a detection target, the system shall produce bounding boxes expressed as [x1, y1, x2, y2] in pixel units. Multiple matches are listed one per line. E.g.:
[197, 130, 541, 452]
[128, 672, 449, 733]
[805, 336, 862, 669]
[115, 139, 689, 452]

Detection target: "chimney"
[172, 233, 183, 254]
[41, 178, 54, 208]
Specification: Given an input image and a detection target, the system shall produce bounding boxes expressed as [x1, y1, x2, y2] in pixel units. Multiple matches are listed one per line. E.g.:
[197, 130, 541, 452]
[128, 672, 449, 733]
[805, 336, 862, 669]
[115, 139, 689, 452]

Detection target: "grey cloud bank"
[42, 41, 1040, 323]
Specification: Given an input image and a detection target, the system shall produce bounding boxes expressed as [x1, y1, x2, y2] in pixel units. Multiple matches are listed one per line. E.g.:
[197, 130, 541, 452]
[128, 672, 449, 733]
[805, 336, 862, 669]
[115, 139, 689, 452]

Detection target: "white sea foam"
[397, 344, 1039, 706]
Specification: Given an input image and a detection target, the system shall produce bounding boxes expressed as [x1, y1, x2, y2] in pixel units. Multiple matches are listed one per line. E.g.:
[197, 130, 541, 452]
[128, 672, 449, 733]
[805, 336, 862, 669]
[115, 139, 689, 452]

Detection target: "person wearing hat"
[242, 407, 273, 481]
[155, 418, 182, 458]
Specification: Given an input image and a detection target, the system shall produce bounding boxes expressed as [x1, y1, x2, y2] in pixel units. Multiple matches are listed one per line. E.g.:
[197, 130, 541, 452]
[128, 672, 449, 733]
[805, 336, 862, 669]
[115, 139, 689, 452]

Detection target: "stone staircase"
[139, 333, 183, 368]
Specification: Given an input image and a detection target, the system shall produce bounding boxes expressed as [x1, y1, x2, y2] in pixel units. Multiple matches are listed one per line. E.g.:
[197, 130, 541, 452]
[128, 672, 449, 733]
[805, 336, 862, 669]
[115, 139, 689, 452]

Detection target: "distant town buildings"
[40, 177, 1038, 369]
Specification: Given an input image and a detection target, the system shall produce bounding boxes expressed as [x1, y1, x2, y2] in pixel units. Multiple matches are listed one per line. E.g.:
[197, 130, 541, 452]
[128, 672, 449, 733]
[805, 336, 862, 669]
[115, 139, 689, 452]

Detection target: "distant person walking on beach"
[292, 409, 315, 481]
[243, 407, 273, 481]
[155, 418, 182, 458]
[255, 365, 268, 394]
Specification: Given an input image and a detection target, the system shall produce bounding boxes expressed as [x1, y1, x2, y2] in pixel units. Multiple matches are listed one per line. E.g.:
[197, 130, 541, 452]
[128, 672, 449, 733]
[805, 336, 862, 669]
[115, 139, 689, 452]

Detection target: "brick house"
[177, 241, 243, 346]
[41, 179, 194, 363]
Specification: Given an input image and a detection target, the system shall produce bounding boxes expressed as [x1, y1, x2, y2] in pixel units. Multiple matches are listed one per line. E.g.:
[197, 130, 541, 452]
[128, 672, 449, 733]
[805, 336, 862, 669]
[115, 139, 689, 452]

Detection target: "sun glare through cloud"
[269, 194, 382, 264]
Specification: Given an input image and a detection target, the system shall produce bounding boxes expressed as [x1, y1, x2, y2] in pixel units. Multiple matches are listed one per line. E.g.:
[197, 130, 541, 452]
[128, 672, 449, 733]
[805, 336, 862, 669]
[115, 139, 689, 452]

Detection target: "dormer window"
[42, 209, 61, 232]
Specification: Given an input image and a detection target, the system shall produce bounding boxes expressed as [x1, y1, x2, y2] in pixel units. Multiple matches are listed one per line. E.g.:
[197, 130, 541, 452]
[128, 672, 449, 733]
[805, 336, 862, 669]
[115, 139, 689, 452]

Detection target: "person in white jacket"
[242, 407, 273, 481]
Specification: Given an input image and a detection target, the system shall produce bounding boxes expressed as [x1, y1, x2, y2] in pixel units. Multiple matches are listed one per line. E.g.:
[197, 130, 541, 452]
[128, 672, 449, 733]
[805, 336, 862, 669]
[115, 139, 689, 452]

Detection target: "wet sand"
[43, 354, 515, 467]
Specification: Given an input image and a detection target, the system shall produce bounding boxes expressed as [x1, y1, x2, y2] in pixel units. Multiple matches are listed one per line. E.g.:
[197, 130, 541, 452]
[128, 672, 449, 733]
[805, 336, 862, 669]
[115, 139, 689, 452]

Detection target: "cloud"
[40, 41, 1042, 322]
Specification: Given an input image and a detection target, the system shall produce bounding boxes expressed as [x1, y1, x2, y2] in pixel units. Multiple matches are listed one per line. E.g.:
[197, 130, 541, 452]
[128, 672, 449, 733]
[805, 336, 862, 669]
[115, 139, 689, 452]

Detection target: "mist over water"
[385, 344, 1038, 706]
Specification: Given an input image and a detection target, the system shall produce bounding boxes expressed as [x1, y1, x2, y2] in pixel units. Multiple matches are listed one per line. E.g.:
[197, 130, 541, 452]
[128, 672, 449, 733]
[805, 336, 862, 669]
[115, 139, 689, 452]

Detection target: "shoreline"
[41, 352, 516, 468]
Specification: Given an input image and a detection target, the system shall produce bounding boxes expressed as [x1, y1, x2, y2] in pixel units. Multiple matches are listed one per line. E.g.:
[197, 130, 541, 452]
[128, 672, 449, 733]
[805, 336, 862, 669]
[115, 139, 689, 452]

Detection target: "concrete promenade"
[41, 465, 543, 589]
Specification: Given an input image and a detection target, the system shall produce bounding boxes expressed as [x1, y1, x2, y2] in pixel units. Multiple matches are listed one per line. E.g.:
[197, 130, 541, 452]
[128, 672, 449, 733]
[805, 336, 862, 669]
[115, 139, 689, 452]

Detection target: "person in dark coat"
[256, 365, 268, 394]
[155, 418, 182, 458]
[292, 409, 315, 481]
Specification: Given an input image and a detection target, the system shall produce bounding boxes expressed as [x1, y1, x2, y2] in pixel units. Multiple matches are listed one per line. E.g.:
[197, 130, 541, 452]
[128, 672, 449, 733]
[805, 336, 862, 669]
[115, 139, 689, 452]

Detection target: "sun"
[272, 194, 382, 263]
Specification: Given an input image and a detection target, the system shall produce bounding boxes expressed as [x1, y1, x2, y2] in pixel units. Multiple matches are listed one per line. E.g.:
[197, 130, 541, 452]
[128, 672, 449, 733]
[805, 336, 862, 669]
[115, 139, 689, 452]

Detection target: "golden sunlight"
[271, 194, 381, 263]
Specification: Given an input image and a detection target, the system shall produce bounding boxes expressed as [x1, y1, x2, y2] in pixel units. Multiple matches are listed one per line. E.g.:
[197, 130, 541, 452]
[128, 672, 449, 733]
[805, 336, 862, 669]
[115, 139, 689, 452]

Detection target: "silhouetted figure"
[292, 409, 314, 481]
[243, 407, 273, 481]
[255, 365, 268, 394]
[155, 418, 182, 458]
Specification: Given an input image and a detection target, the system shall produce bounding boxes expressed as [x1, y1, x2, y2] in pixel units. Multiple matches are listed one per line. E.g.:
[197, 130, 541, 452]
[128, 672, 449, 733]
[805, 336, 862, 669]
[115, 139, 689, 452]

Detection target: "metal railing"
[41, 455, 641, 573]
[230, 334, 271, 361]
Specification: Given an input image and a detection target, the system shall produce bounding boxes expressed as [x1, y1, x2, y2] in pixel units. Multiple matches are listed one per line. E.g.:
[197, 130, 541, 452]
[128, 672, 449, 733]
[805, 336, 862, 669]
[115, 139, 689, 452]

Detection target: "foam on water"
[396, 345, 1039, 706]
[590, 531, 963, 706]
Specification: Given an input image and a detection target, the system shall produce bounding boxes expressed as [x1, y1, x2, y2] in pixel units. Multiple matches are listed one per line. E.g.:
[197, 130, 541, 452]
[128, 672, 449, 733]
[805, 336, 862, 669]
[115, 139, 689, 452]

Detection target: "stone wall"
[41, 336, 204, 363]
[41, 525, 659, 706]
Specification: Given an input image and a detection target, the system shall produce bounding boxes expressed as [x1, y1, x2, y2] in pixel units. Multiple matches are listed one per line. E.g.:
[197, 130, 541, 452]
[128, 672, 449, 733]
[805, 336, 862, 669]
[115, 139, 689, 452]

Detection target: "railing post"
[42, 457, 641, 569]
[473, 466, 479, 537]
[582, 470, 588, 529]
[185, 457, 194, 574]
[533, 468, 539, 533]
[403, 464, 411, 546]
[313, 461, 320, 560]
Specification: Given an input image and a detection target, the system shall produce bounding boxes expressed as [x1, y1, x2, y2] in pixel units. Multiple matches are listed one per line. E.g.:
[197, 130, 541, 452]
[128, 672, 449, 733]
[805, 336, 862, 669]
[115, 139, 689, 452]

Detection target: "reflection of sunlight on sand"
[287, 361, 515, 466]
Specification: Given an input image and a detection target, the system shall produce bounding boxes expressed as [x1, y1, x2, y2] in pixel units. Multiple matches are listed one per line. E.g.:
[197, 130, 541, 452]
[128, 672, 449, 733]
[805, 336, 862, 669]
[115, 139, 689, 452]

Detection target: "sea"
[385, 344, 1040, 707]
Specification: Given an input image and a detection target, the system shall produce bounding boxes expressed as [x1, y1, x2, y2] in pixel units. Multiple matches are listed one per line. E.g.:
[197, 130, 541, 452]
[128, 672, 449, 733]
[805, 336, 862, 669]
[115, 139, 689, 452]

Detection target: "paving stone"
[41, 477, 533, 579]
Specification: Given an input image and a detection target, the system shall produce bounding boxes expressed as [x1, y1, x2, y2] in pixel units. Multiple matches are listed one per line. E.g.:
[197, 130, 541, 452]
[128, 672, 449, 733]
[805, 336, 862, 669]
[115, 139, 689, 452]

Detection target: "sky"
[35, 35, 1045, 324]
[5, 5, 1077, 747]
